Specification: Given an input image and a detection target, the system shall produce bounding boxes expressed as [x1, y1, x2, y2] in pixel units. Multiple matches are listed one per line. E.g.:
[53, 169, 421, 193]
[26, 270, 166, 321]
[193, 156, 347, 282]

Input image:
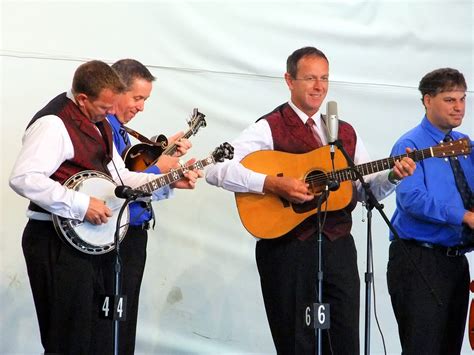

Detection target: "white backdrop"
[1, 1, 473, 354]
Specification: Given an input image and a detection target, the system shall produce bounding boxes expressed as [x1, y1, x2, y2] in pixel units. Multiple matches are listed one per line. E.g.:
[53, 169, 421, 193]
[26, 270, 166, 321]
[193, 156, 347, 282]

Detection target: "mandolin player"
[106, 59, 197, 354]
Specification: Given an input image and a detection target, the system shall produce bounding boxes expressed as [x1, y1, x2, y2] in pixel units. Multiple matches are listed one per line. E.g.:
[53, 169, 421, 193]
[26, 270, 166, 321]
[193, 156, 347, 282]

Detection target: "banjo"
[52, 142, 234, 255]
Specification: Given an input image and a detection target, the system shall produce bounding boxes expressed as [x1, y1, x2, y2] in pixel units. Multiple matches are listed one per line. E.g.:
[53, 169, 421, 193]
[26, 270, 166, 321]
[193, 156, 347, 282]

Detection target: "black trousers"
[387, 239, 470, 355]
[256, 233, 360, 355]
[22, 220, 147, 355]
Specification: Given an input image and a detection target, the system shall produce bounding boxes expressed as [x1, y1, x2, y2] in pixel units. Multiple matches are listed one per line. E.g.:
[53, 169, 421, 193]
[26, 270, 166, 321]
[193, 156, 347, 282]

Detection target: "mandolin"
[235, 138, 472, 239]
[122, 108, 206, 171]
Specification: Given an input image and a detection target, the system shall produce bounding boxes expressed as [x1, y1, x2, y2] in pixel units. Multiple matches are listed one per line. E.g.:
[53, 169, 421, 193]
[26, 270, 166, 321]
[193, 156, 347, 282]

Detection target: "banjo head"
[53, 170, 130, 255]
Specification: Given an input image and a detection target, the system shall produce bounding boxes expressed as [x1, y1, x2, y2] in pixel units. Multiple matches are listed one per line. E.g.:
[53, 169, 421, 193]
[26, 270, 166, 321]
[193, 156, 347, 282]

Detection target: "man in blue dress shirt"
[388, 67, 474, 354]
[107, 58, 195, 353]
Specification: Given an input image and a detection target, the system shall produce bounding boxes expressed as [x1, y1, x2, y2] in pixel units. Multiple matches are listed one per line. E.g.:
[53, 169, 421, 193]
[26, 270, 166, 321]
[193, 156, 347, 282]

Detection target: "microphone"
[326, 101, 339, 145]
[114, 185, 152, 201]
[326, 180, 340, 191]
[325, 101, 340, 191]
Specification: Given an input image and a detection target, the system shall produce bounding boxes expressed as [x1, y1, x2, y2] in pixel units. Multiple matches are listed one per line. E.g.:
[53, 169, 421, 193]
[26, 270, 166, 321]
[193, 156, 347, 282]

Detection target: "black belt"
[129, 221, 151, 231]
[401, 239, 464, 257]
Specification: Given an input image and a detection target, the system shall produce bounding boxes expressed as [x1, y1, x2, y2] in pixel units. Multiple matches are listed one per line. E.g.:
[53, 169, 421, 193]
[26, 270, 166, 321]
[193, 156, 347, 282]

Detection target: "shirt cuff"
[145, 165, 161, 174]
[445, 206, 467, 226]
[73, 192, 91, 220]
[248, 172, 267, 194]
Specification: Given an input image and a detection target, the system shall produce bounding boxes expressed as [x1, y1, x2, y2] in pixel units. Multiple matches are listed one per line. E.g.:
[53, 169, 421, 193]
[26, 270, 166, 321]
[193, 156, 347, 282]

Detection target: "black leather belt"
[130, 221, 151, 231]
[401, 239, 464, 257]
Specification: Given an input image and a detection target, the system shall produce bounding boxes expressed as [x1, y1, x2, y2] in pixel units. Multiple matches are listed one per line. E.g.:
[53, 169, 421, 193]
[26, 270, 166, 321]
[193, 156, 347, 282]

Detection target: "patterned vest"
[28, 92, 114, 212]
[261, 103, 358, 241]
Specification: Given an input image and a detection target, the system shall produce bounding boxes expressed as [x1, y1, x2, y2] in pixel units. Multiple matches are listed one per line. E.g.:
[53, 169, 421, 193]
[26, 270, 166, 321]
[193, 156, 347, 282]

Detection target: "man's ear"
[75, 93, 88, 108]
[422, 93, 431, 109]
[284, 72, 294, 90]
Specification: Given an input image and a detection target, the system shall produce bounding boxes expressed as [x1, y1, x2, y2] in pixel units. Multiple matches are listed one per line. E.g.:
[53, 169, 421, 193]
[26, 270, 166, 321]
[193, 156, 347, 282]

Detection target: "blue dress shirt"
[107, 114, 170, 226]
[390, 116, 474, 246]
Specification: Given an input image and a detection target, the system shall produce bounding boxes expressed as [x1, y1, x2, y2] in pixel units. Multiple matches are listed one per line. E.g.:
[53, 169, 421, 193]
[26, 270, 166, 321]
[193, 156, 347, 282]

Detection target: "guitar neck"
[162, 129, 194, 156]
[330, 146, 436, 183]
[137, 155, 213, 193]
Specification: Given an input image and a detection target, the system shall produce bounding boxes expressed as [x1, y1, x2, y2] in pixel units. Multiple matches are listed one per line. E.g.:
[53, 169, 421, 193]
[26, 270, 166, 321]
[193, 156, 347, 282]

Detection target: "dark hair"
[72, 60, 125, 99]
[419, 68, 467, 101]
[286, 47, 329, 78]
[111, 59, 156, 90]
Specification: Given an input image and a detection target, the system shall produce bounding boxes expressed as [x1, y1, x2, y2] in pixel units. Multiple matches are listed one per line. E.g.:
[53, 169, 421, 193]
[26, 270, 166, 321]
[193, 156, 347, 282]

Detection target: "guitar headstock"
[433, 138, 472, 158]
[211, 142, 234, 163]
[187, 108, 207, 135]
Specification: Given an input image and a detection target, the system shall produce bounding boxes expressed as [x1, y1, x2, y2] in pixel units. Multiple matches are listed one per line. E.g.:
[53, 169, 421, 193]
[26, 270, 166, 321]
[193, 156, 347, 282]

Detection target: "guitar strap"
[123, 126, 158, 145]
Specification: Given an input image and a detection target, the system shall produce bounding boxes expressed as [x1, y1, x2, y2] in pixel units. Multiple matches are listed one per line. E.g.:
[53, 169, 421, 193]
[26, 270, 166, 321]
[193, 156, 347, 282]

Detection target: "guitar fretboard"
[137, 155, 215, 193]
[328, 145, 441, 183]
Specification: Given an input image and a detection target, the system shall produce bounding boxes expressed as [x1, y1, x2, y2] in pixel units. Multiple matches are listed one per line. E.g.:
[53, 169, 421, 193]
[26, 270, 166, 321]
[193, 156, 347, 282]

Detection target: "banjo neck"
[137, 155, 216, 193]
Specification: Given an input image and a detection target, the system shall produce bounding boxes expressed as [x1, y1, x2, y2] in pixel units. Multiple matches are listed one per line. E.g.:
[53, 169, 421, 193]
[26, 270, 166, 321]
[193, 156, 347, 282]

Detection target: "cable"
[370, 235, 387, 355]
[3, 49, 473, 93]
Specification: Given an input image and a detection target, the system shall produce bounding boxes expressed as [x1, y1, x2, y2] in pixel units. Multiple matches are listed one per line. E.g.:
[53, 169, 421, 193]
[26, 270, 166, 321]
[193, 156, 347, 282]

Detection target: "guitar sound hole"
[292, 170, 328, 214]
[305, 169, 328, 195]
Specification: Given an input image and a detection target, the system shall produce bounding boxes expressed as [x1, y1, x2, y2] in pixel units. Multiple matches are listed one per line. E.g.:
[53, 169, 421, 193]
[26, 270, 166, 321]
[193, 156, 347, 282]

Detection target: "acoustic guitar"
[123, 108, 206, 171]
[234, 138, 471, 239]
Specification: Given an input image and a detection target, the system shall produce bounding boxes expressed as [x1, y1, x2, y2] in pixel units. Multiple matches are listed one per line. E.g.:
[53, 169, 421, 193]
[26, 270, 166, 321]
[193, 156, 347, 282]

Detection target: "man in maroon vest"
[206, 47, 415, 354]
[9, 60, 200, 354]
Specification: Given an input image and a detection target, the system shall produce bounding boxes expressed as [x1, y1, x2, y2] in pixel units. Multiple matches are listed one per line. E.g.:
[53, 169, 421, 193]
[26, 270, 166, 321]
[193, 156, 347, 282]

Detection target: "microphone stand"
[314, 141, 339, 355]
[315, 187, 330, 355]
[331, 139, 391, 355]
[113, 196, 134, 355]
[331, 140, 441, 355]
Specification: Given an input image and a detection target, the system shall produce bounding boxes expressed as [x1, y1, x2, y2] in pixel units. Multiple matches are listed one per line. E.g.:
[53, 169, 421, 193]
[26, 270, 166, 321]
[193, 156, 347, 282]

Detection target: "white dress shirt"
[9, 91, 172, 221]
[206, 101, 396, 202]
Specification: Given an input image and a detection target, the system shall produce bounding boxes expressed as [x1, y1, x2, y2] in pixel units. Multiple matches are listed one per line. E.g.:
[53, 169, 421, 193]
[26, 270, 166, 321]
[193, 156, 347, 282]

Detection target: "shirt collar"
[421, 115, 452, 143]
[106, 113, 120, 125]
[67, 89, 76, 103]
[287, 100, 323, 127]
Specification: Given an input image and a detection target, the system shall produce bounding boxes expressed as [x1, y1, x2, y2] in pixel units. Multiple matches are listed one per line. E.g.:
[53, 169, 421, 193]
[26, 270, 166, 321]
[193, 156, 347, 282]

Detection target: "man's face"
[424, 88, 466, 132]
[115, 78, 153, 124]
[80, 88, 117, 123]
[285, 55, 329, 117]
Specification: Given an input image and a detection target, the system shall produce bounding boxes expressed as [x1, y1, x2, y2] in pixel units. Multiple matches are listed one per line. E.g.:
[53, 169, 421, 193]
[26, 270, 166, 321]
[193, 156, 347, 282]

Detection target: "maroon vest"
[262, 103, 358, 241]
[28, 92, 114, 212]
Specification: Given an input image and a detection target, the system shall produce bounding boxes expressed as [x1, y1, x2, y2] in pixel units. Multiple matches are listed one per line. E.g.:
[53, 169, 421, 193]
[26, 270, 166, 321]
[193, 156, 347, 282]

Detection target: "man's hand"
[263, 175, 314, 204]
[85, 196, 112, 225]
[155, 155, 180, 173]
[171, 158, 203, 189]
[391, 147, 417, 181]
[168, 131, 192, 157]
[463, 210, 474, 229]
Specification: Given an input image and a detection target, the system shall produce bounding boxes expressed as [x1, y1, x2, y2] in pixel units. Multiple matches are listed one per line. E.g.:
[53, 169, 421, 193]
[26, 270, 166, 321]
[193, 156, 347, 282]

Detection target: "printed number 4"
[102, 296, 110, 317]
